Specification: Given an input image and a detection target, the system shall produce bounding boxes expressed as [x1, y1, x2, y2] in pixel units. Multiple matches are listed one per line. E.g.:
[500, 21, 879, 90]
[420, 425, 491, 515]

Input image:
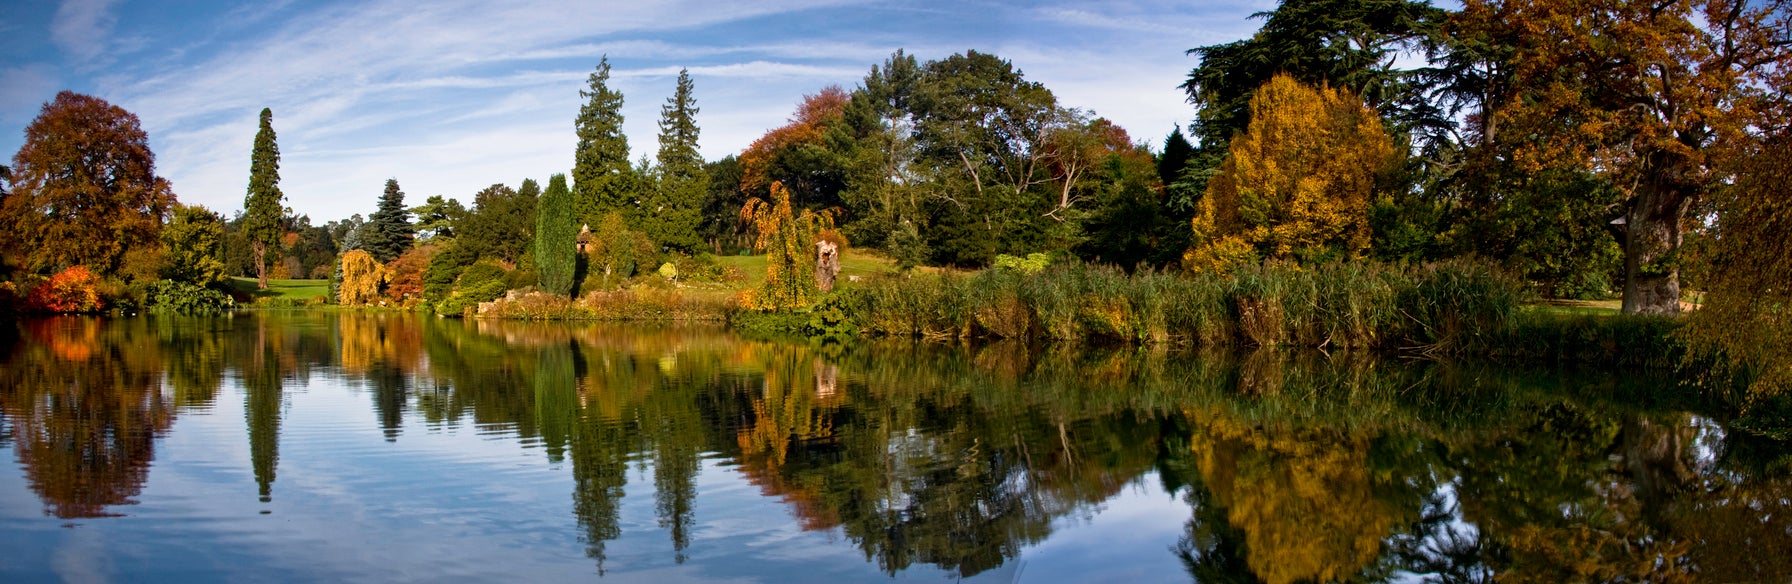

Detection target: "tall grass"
[834, 259, 1523, 354]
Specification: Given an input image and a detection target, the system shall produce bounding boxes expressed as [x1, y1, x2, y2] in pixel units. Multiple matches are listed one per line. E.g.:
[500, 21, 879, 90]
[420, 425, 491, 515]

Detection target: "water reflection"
[0, 313, 1787, 582]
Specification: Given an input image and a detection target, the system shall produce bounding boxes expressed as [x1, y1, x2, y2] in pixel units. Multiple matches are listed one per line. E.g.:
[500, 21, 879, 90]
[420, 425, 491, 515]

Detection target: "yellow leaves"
[1186, 74, 1392, 272]
[338, 249, 385, 306]
[740, 181, 829, 310]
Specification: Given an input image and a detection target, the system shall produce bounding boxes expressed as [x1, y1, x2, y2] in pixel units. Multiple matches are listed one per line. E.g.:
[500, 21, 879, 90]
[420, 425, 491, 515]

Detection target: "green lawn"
[227, 277, 330, 303]
[713, 248, 897, 292]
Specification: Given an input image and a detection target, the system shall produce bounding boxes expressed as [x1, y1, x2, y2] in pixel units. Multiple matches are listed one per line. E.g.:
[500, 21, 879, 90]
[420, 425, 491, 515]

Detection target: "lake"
[1, 313, 1786, 583]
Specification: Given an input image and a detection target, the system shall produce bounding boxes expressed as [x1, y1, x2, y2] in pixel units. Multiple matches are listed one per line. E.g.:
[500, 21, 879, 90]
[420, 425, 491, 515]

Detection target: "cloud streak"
[50, 0, 119, 63]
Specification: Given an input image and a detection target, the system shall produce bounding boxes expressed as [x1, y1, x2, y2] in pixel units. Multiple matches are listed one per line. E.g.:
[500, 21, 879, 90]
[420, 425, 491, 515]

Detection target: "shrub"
[435, 277, 508, 317]
[25, 266, 105, 314]
[143, 279, 233, 315]
[384, 244, 438, 303]
[338, 250, 384, 306]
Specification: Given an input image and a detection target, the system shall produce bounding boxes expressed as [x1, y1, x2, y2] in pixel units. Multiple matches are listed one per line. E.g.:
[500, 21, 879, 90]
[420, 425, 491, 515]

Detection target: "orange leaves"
[25, 265, 105, 314]
[1185, 75, 1393, 272]
[738, 87, 849, 197]
[740, 181, 828, 310]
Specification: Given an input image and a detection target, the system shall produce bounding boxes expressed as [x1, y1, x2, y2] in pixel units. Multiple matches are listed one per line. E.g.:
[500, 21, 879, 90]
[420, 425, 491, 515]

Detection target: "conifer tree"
[645, 68, 707, 251]
[573, 57, 637, 228]
[363, 179, 414, 263]
[535, 174, 577, 296]
[243, 108, 286, 289]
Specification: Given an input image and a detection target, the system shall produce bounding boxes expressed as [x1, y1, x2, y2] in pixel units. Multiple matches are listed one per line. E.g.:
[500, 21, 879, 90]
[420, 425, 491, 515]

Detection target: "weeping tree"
[740, 181, 831, 310]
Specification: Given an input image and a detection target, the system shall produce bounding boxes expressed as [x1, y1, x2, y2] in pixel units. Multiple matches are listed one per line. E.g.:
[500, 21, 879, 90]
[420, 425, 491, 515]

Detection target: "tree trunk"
[254, 241, 269, 290]
[1619, 156, 1696, 315]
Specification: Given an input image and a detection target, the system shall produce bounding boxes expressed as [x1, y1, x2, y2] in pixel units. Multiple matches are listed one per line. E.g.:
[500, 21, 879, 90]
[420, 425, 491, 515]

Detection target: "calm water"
[0, 313, 1787, 583]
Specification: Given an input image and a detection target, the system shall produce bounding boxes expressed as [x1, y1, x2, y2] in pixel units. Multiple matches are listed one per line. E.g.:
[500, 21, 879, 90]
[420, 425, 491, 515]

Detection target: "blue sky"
[1, 0, 1273, 222]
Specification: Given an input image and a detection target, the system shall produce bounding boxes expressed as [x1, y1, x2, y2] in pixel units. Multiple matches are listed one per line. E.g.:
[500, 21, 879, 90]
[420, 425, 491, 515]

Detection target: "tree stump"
[816, 240, 841, 292]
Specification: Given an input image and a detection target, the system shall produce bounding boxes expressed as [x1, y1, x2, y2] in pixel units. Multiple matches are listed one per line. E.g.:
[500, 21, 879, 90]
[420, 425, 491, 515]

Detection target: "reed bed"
[830, 260, 1524, 354]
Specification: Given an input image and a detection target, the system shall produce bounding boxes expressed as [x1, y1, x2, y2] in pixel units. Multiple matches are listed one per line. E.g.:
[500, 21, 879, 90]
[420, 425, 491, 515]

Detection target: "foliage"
[242, 107, 286, 289]
[142, 279, 233, 315]
[1, 91, 175, 276]
[476, 288, 729, 321]
[1686, 137, 1792, 405]
[338, 249, 385, 306]
[535, 174, 578, 297]
[422, 242, 475, 302]
[383, 244, 438, 304]
[644, 68, 707, 251]
[1185, 75, 1393, 272]
[739, 87, 851, 209]
[992, 253, 1051, 275]
[25, 265, 105, 314]
[581, 212, 658, 289]
[573, 57, 639, 227]
[741, 182, 829, 310]
[458, 182, 535, 265]
[159, 203, 229, 287]
[362, 179, 414, 263]
[410, 195, 467, 241]
[1456, 0, 1792, 313]
[434, 276, 508, 318]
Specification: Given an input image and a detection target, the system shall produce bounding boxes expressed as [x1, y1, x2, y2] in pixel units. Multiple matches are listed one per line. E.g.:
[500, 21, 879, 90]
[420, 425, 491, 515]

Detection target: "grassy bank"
[227, 277, 331, 306]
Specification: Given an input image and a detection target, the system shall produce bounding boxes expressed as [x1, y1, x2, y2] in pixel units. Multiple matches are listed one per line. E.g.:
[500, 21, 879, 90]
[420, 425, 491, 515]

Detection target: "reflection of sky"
[0, 371, 1194, 583]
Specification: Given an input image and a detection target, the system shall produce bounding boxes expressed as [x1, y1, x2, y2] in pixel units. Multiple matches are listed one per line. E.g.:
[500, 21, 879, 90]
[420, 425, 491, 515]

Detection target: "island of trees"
[2, 0, 1788, 402]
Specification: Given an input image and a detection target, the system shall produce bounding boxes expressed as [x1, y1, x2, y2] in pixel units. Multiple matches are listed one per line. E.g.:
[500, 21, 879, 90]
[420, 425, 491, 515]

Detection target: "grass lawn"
[227, 277, 330, 302]
[712, 248, 897, 293]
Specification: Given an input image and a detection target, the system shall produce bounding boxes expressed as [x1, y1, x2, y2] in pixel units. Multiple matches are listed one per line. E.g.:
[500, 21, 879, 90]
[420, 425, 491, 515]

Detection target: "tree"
[1686, 137, 1792, 404]
[741, 181, 829, 310]
[1185, 75, 1394, 272]
[458, 182, 536, 265]
[535, 174, 577, 296]
[1460, 0, 1792, 314]
[644, 68, 707, 251]
[573, 57, 638, 227]
[835, 51, 926, 255]
[242, 108, 286, 290]
[739, 87, 851, 209]
[159, 203, 228, 287]
[362, 179, 414, 263]
[338, 249, 383, 305]
[411, 195, 467, 241]
[1, 91, 175, 275]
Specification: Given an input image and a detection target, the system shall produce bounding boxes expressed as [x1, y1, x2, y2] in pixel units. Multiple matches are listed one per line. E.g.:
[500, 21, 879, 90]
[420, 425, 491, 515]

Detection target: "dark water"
[0, 313, 1787, 583]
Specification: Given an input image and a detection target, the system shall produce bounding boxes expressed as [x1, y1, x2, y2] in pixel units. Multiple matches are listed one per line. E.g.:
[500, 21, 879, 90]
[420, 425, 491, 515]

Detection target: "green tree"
[1, 91, 175, 275]
[242, 108, 286, 290]
[573, 57, 638, 227]
[535, 174, 577, 296]
[835, 51, 925, 255]
[159, 203, 228, 287]
[363, 179, 414, 263]
[1185, 74, 1394, 271]
[644, 68, 707, 251]
[411, 195, 467, 242]
[458, 182, 535, 265]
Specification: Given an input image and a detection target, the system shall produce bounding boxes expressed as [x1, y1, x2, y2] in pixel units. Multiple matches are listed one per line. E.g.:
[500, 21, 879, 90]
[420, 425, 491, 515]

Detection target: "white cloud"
[50, 0, 119, 63]
[0, 65, 61, 119]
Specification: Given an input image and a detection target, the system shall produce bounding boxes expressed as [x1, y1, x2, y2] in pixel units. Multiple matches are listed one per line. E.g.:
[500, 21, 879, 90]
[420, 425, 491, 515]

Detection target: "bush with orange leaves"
[25, 265, 106, 313]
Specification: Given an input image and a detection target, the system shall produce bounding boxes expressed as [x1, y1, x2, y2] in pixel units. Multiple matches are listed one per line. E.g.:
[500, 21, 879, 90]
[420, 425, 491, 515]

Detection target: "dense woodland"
[0, 1, 1788, 380]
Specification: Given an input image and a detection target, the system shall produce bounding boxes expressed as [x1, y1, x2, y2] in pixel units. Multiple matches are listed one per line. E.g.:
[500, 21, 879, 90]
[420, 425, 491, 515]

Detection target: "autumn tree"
[1185, 74, 1394, 272]
[159, 203, 228, 287]
[1, 91, 175, 275]
[1686, 137, 1792, 404]
[739, 87, 851, 209]
[535, 174, 577, 297]
[573, 57, 640, 227]
[338, 249, 384, 305]
[362, 179, 414, 263]
[644, 68, 707, 251]
[741, 182, 829, 310]
[1460, 0, 1792, 314]
[242, 108, 286, 290]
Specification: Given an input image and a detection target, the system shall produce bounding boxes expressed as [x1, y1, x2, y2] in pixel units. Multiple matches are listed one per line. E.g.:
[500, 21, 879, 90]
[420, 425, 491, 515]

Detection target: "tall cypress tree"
[573, 57, 637, 228]
[363, 178, 414, 263]
[646, 68, 707, 251]
[535, 173, 577, 296]
[243, 108, 286, 289]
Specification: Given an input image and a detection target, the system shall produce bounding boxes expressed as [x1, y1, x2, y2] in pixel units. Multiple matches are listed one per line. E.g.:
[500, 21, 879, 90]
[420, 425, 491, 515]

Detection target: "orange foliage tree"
[738, 87, 850, 208]
[1185, 74, 1394, 272]
[383, 244, 438, 304]
[24, 265, 105, 314]
[1457, 0, 1792, 313]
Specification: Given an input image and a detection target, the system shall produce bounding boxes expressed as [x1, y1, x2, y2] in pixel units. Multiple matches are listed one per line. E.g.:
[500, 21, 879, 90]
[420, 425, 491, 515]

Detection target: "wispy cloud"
[50, 0, 119, 63]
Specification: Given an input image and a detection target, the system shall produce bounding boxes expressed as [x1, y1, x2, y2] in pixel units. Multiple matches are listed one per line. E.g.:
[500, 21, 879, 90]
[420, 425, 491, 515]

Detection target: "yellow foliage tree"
[338, 249, 385, 306]
[740, 181, 832, 310]
[1185, 74, 1394, 272]
[1686, 137, 1792, 404]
